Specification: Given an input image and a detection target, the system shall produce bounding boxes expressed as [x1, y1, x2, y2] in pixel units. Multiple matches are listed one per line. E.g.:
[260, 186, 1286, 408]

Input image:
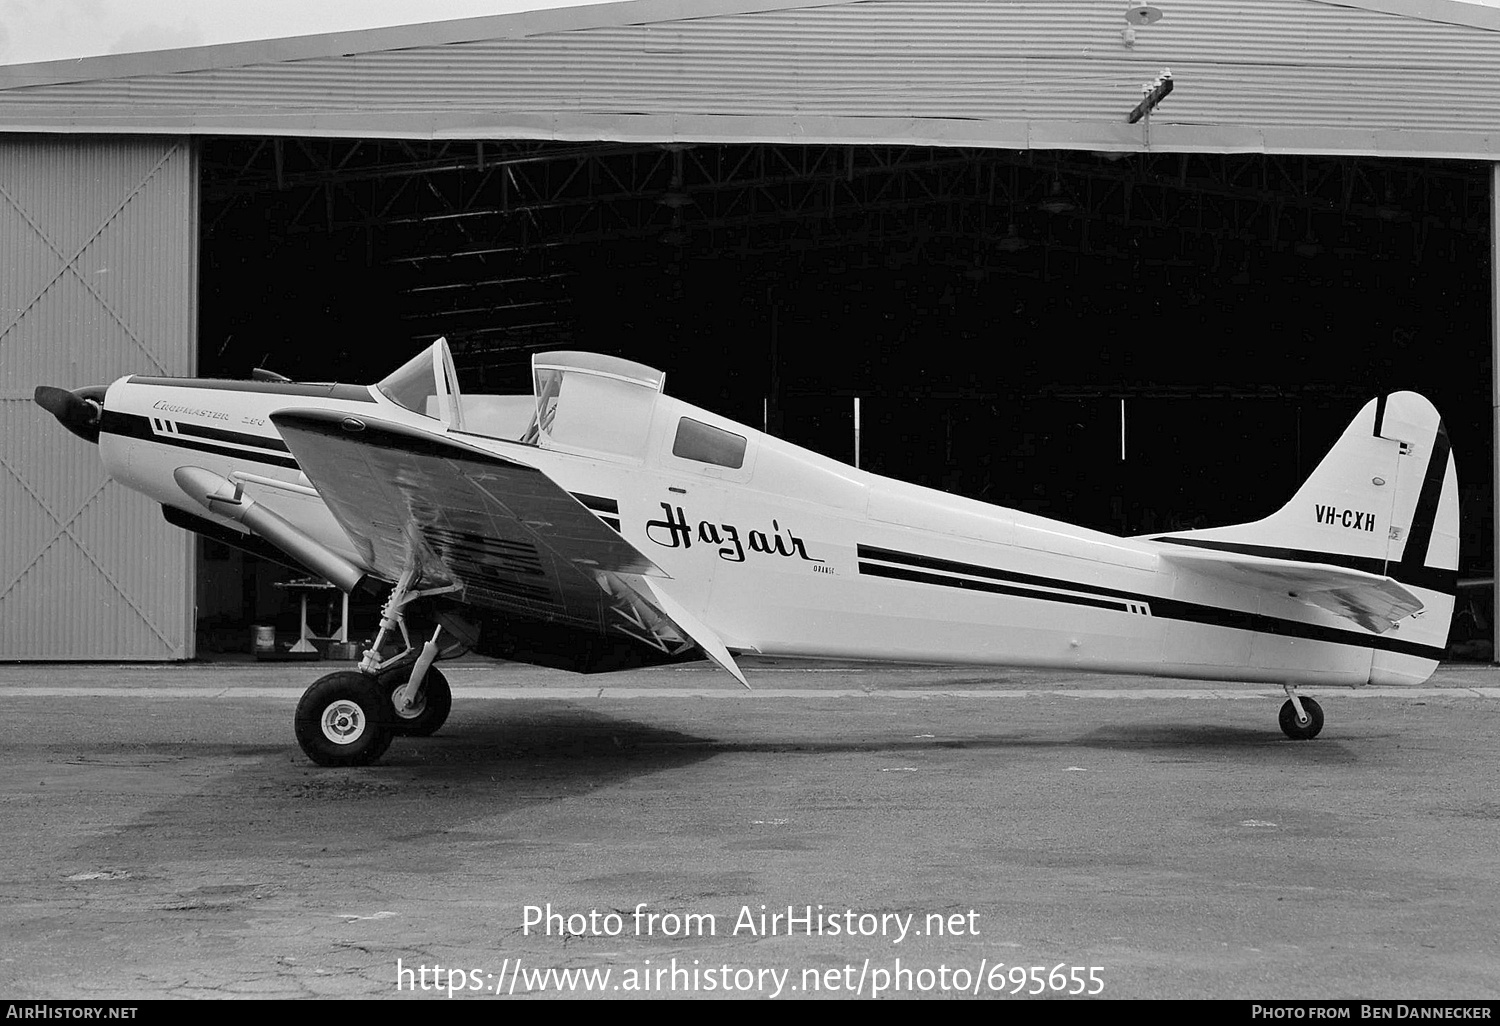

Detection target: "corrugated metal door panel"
[0, 136, 196, 660]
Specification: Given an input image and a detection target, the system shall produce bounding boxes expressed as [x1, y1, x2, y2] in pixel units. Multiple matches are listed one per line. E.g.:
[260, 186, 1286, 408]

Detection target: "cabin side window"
[673, 417, 747, 469]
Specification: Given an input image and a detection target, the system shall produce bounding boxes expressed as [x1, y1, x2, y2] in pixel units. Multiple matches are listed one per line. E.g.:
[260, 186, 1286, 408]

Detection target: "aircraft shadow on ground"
[51, 706, 723, 867]
[55, 705, 1358, 867]
[1070, 722, 1359, 762]
[399, 703, 1358, 764]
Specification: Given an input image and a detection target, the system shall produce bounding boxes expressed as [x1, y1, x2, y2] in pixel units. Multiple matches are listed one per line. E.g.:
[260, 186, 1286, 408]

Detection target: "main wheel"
[294, 671, 393, 766]
[380, 665, 452, 737]
[1278, 696, 1324, 740]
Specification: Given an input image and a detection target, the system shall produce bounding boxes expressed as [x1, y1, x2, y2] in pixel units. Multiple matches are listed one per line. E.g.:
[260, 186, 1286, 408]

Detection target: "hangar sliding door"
[0, 136, 196, 659]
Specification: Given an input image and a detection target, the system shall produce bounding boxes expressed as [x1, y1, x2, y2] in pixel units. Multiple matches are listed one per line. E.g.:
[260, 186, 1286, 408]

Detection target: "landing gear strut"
[1278, 685, 1324, 740]
[293, 567, 460, 766]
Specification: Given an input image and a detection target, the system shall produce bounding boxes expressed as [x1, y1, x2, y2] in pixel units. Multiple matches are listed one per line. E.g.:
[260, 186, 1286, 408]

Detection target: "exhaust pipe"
[173, 466, 367, 594]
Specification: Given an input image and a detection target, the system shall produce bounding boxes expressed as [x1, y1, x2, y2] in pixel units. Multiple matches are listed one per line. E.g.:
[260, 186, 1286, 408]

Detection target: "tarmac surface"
[1, 657, 1498, 1000]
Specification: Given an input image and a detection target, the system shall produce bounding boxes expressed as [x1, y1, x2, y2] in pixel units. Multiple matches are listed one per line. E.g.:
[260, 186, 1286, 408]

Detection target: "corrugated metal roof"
[1, 0, 1499, 158]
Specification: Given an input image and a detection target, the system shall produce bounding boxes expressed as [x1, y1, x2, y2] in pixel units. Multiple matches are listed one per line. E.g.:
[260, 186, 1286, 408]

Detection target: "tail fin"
[1151, 391, 1459, 683]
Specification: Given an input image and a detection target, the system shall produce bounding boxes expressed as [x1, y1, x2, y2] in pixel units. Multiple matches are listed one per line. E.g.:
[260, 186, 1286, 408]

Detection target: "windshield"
[376, 347, 440, 418]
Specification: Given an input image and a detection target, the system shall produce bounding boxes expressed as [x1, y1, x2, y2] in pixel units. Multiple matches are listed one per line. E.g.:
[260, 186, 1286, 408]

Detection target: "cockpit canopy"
[375, 339, 667, 461]
[524, 351, 665, 459]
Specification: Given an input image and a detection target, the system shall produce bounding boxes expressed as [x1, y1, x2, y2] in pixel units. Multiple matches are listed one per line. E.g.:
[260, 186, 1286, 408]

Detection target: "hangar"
[0, 0, 1497, 660]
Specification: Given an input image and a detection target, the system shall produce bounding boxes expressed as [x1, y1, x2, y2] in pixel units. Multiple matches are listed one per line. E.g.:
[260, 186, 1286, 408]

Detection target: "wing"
[269, 411, 744, 678]
[1156, 546, 1423, 634]
[271, 409, 659, 613]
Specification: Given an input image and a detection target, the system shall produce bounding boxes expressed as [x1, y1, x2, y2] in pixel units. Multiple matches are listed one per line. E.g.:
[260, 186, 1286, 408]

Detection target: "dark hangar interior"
[196, 139, 1492, 650]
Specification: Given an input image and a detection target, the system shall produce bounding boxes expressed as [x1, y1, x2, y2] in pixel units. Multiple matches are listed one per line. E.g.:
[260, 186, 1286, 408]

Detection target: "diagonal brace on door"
[0, 145, 184, 374]
[0, 453, 176, 651]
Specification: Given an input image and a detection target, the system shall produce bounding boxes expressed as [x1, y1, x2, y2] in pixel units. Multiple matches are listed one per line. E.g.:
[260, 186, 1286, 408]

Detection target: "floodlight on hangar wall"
[1120, 5, 1172, 127]
[1122, 3, 1163, 46]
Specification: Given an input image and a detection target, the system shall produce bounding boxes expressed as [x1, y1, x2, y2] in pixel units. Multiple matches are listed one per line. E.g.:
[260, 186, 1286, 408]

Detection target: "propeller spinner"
[34, 384, 107, 444]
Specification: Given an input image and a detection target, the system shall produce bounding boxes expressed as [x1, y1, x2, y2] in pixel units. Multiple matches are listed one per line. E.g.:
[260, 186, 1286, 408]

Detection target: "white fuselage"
[99, 375, 1438, 689]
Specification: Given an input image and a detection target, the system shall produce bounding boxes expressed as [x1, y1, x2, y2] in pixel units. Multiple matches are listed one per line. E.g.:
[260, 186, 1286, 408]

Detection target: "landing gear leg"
[1278, 685, 1324, 740]
[293, 567, 459, 765]
[380, 626, 453, 737]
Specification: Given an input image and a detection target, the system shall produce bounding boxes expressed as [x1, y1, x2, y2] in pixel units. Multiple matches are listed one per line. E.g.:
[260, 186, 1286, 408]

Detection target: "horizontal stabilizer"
[1158, 546, 1423, 633]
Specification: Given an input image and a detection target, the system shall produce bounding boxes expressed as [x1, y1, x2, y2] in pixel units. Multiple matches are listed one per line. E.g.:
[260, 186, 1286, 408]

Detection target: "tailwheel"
[1278, 695, 1324, 740]
[294, 671, 393, 766]
[380, 665, 452, 737]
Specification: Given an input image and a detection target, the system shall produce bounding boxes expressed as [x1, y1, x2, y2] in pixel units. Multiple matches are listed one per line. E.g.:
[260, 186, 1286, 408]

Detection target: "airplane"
[34, 339, 1459, 766]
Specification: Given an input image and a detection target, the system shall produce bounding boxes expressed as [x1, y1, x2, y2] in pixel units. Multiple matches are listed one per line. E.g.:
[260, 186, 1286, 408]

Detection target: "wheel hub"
[393, 688, 427, 720]
[320, 699, 366, 745]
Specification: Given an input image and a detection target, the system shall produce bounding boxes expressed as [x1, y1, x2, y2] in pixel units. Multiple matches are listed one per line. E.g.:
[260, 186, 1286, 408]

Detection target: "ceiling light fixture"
[1123, 4, 1161, 45]
[997, 224, 1028, 252]
[1038, 180, 1075, 215]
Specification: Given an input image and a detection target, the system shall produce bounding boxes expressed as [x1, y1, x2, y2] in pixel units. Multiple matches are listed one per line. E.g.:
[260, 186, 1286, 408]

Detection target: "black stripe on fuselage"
[1141, 594, 1441, 659]
[859, 561, 1132, 614]
[857, 544, 1445, 661]
[859, 544, 1144, 602]
[1151, 536, 1457, 595]
[101, 410, 300, 471]
[570, 492, 621, 533]
[174, 421, 290, 452]
[571, 492, 620, 515]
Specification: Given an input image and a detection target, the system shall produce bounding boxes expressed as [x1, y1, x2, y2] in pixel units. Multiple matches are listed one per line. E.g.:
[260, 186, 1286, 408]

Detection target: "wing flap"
[1158, 547, 1423, 633]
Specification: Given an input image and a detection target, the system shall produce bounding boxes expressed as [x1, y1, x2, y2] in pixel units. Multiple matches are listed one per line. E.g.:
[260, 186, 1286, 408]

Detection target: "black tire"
[294, 671, 393, 766]
[1278, 696, 1324, 740]
[380, 665, 452, 737]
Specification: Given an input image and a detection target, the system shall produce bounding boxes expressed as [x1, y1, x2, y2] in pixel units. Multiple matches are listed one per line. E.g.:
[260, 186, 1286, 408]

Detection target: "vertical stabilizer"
[1149, 392, 1458, 683]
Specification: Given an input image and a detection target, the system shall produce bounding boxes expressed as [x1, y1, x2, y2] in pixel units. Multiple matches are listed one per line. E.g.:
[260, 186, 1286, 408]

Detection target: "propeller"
[34, 384, 107, 444]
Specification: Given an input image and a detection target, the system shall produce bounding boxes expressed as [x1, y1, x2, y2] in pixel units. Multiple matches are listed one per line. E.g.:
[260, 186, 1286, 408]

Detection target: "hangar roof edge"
[0, 0, 856, 91]
[3, 0, 1499, 91]
[3, 0, 1499, 161]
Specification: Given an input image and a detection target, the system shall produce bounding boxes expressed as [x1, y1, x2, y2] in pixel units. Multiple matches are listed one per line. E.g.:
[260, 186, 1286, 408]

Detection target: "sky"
[0, 0, 602, 67]
[2, 0, 1500, 67]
